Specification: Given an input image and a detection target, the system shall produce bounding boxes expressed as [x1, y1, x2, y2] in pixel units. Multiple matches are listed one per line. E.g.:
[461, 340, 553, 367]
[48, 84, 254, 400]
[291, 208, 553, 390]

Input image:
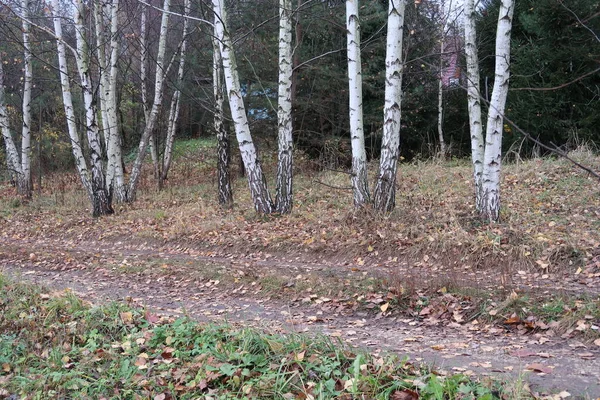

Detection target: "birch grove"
[346, 0, 370, 207]
[213, 0, 274, 214]
[373, 0, 406, 212]
[480, 0, 515, 222]
[275, 0, 294, 214]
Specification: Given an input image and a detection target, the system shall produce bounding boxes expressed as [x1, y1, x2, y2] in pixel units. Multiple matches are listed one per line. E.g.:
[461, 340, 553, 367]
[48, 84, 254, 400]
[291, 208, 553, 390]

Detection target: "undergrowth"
[0, 274, 515, 399]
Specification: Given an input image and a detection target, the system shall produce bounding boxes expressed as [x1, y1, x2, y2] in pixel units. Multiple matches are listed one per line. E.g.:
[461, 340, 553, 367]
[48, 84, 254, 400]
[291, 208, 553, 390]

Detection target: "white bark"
[346, 0, 369, 207]
[95, 0, 126, 202]
[213, 37, 233, 208]
[373, 0, 406, 212]
[140, 6, 150, 122]
[437, 36, 446, 158]
[213, 0, 273, 214]
[0, 57, 24, 188]
[481, 0, 514, 222]
[127, 0, 171, 201]
[20, 0, 32, 197]
[464, 0, 484, 211]
[52, 0, 93, 201]
[275, 0, 294, 213]
[160, 0, 191, 187]
[74, 0, 113, 216]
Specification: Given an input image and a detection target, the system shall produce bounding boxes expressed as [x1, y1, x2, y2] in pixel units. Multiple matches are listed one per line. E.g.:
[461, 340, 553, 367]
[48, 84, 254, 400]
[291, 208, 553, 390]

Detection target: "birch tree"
[0, 0, 33, 198]
[463, 0, 484, 211]
[213, 38, 233, 208]
[127, 0, 171, 202]
[437, 32, 447, 157]
[159, 0, 191, 188]
[213, 0, 273, 214]
[94, 0, 126, 202]
[74, 0, 113, 215]
[20, 0, 33, 198]
[0, 57, 25, 194]
[346, 0, 369, 207]
[373, 0, 406, 212]
[52, 0, 99, 216]
[480, 0, 514, 222]
[275, 0, 294, 213]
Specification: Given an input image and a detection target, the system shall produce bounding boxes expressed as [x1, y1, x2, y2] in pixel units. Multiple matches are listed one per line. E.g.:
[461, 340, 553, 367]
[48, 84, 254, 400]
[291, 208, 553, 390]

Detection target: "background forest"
[1, 0, 598, 189]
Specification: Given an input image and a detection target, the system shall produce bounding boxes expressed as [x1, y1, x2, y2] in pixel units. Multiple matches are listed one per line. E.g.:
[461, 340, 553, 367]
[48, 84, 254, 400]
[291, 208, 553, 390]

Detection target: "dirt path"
[1, 236, 599, 398]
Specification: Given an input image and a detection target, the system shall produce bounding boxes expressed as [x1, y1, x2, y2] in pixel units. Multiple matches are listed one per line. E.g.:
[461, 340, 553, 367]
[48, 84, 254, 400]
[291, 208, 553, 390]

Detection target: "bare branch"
[510, 67, 600, 91]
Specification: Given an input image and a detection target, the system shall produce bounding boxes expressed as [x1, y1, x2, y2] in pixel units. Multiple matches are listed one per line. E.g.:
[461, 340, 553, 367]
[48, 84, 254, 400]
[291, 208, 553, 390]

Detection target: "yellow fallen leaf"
[120, 312, 133, 323]
[380, 302, 389, 312]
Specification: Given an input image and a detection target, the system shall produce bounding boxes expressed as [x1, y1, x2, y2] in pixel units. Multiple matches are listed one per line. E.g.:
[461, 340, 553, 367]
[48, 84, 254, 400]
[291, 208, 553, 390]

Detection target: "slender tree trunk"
[51, 0, 94, 204]
[0, 57, 25, 192]
[19, 0, 33, 198]
[160, 0, 191, 188]
[127, 0, 171, 202]
[436, 0, 449, 159]
[437, 72, 446, 157]
[75, 0, 113, 216]
[275, 0, 294, 213]
[291, 0, 304, 120]
[464, 0, 484, 212]
[140, 5, 159, 183]
[437, 36, 446, 158]
[213, 0, 273, 214]
[213, 38, 233, 208]
[346, 0, 369, 207]
[95, 0, 126, 202]
[373, 0, 406, 212]
[481, 0, 514, 222]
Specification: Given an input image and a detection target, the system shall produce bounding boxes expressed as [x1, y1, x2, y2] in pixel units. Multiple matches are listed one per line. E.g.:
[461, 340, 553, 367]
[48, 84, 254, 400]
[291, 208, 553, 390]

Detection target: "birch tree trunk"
[213, 37, 233, 208]
[481, 0, 514, 222]
[346, 0, 369, 207]
[213, 0, 273, 214]
[51, 0, 94, 204]
[127, 0, 171, 202]
[275, 0, 294, 214]
[464, 0, 484, 212]
[74, 0, 113, 216]
[437, 37, 446, 158]
[20, 0, 33, 198]
[160, 0, 191, 188]
[0, 57, 24, 191]
[95, 0, 126, 202]
[373, 0, 406, 212]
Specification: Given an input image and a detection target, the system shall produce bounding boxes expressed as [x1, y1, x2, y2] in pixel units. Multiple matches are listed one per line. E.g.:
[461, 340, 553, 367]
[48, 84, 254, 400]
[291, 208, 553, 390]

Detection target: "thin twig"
[313, 180, 352, 191]
[510, 67, 600, 91]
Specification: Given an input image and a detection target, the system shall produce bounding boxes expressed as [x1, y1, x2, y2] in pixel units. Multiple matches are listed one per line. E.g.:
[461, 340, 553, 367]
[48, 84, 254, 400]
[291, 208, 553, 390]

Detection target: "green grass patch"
[0, 273, 514, 399]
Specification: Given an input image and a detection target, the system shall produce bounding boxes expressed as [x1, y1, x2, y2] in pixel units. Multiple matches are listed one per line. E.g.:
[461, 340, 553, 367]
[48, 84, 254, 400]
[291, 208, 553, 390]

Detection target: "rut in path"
[1, 236, 599, 398]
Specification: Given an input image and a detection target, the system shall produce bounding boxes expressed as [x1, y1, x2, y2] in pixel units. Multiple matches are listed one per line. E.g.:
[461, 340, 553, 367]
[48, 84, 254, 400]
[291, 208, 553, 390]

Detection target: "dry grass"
[1, 145, 599, 282]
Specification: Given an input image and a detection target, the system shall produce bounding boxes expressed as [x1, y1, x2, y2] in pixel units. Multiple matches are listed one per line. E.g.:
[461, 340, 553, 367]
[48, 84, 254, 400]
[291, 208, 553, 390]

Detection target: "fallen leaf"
[525, 363, 553, 374]
[380, 302, 389, 312]
[120, 312, 133, 324]
[391, 389, 419, 400]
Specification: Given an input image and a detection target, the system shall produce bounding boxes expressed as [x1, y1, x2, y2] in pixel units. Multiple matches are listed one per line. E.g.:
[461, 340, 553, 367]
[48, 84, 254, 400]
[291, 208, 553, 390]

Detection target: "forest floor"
[1, 144, 600, 398]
